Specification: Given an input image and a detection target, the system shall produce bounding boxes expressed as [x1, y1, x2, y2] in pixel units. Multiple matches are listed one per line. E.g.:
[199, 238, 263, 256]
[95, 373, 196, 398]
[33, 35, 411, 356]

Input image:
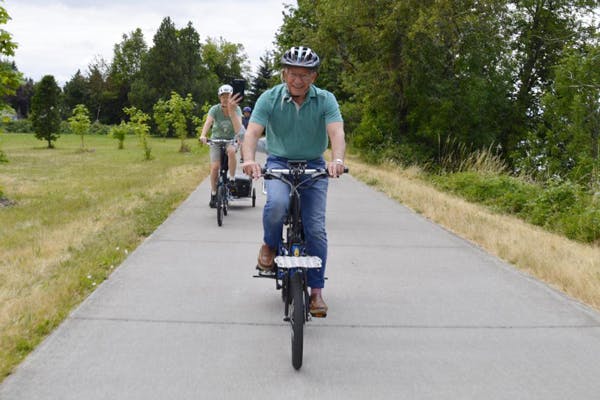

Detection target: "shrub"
[430, 171, 538, 214]
[89, 121, 110, 135]
[1, 119, 32, 133]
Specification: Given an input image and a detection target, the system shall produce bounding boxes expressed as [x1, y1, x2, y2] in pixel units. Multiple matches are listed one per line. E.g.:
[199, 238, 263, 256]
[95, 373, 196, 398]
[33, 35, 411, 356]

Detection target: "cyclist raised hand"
[242, 46, 346, 317]
[199, 84, 243, 208]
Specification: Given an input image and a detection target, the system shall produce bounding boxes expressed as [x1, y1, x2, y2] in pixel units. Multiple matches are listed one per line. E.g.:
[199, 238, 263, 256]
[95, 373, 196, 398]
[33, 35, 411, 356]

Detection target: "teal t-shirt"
[208, 104, 242, 139]
[249, 83, 343, 160]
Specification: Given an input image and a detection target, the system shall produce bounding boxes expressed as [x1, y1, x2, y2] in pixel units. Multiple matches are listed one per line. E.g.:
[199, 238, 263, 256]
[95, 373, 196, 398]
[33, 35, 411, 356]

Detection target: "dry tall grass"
[346, 155, 600, 311]
[0, 134, 208, 379]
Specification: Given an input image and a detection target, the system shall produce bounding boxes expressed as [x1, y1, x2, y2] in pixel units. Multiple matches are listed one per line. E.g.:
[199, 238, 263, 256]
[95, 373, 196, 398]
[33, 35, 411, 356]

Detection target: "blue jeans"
[263, 155, 329, 288]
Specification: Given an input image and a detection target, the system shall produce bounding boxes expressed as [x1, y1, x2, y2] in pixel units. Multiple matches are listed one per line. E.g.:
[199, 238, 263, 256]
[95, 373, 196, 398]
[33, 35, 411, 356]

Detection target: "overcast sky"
[4, 0, 289, 85]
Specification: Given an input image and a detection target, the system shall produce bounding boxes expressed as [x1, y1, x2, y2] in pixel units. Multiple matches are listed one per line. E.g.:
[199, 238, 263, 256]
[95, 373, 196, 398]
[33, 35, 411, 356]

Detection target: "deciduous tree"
[68, 104, 91, 150]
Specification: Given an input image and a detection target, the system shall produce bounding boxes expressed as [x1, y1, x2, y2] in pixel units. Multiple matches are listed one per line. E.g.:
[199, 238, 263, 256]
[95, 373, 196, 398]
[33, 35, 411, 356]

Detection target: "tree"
[63, 70, 89, 113]
[68, 104, 91, 150]
[86, 56, 111, 122]
[535, 44, 600, 185]
[506, 0, 598, 156]
[31, 75, 62, 148]
[124, 106, 152, 160]
[178, 22, 205, 100]
[109, 28, 148, 121]
[152, 99, 170, 138]
[7, 77, 35, 118]
[153, 92, 196, 151]
[202, 36, 250, 84]
[168, 92, 195, 152]
[248, 51, 275, 106]
[109, 121, 131, 149]
[133, 17, 184, 110]
[1, 5, 21, 111]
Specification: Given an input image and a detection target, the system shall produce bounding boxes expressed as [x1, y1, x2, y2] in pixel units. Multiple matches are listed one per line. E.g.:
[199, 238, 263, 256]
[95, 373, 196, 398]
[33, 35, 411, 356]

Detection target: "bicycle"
[207, 138, 256, 226]
[254, 160, 347, 370]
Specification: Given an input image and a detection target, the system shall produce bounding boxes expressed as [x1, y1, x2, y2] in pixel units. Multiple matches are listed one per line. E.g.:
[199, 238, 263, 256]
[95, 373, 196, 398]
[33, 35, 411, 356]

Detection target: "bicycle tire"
[216, 185, 225, 226]
[223, 184, 228, 216]
[289, 272, 304, 370]
[281, 269, 288, 303]
[252, 187, 256, 207]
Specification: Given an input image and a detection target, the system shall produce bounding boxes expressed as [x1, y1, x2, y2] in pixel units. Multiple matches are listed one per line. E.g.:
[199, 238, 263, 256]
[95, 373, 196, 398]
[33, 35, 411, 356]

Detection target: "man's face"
[283, 67, 317, 97]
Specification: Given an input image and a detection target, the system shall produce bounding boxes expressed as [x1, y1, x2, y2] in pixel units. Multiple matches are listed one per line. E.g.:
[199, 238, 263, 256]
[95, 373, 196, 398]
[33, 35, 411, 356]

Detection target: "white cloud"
[4, 0, 289, 85]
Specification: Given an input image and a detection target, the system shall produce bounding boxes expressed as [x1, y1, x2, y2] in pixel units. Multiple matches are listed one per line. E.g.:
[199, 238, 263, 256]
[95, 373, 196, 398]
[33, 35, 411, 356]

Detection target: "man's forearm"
[242, 130, 259, 161]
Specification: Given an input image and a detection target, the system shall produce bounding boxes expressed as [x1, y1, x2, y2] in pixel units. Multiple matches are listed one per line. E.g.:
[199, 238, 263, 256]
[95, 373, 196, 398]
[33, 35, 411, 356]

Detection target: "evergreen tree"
[135, 17, 185, 109]
[31, 75, 62, 148]
[63, 70, 89, 114]
[7, 77, 34, 118]
[248, 51, 275, 106]
[110, 28, 148, 121]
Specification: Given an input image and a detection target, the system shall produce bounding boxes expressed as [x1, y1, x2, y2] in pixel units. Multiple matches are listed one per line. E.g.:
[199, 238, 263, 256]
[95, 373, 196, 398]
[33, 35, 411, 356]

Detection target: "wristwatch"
[334, 158, 344, 165]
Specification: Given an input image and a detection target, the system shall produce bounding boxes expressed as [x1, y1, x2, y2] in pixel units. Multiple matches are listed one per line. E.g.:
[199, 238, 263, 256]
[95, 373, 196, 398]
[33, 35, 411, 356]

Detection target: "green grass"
[0, 133, 209, 380]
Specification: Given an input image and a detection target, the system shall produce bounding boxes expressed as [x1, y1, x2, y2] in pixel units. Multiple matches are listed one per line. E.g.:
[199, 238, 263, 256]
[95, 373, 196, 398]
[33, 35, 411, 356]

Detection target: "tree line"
[274, 0, 600, 188]
[2, 15, 277, 131]
[3, 1, 600, 189]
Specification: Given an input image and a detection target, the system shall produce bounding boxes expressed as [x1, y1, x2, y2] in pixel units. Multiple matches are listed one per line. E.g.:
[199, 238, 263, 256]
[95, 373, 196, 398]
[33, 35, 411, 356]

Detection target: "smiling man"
[242, 46, 346, 317]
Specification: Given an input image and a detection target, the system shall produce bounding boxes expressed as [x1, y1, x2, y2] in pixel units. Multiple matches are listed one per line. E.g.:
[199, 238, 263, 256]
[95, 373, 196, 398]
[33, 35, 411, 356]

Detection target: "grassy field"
[345, 155, 600, 312]
[0, 133, 209, 380]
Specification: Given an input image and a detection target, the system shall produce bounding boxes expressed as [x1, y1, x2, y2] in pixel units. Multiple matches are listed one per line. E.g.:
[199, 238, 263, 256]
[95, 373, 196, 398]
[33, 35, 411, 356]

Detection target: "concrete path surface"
[2, 163, 600, 399]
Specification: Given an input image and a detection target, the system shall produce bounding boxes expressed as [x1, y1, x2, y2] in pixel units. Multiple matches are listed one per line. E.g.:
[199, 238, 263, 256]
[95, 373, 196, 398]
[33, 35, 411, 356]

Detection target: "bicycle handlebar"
[206, 138, 236, 145]
[261, 167, 349, 176]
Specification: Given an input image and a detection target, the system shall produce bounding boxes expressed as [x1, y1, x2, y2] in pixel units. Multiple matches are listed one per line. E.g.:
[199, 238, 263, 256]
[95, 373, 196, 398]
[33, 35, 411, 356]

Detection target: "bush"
[429, 171, 600, 243]
[89, 121, 111, 135]
[430, 172, 538, 214]
[1, 119, 32, 133]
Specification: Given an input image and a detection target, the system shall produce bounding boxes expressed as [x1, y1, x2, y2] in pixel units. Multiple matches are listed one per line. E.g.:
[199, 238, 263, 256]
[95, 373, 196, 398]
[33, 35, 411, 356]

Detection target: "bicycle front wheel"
[216, 185, 225, 226]
[289, 272, 305, 370]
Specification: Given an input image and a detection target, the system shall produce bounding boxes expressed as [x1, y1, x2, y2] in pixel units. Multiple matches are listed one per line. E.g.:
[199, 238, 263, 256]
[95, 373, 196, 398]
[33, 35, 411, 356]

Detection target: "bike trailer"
[230, 174, 252, 197]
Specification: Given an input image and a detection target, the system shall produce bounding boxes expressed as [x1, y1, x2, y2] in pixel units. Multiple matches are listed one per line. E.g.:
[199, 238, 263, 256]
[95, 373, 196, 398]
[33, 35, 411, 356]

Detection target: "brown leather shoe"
[257, 243, 275, 271]
[309, 293, 328, 318]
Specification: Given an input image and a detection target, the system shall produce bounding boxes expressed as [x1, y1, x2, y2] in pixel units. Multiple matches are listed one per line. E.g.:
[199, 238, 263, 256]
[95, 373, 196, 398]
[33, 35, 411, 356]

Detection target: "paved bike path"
[2, 163, 600, 399]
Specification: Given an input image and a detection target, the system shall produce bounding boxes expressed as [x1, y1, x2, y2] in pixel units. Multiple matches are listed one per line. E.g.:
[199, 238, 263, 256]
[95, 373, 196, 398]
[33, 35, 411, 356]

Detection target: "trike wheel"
[289, 272, 304, 370]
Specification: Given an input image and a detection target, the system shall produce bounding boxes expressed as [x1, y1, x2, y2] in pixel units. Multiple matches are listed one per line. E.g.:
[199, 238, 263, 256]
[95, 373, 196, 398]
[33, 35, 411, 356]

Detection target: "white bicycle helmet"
[280, 46, 321, 69]
[218, 84, 233, 96]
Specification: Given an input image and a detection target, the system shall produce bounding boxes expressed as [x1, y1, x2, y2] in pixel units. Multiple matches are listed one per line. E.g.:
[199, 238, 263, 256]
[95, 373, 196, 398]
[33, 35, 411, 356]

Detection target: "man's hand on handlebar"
[243, 160, 262, 179]
[327, 159, 346, 178]
[199, 136, 208, 145]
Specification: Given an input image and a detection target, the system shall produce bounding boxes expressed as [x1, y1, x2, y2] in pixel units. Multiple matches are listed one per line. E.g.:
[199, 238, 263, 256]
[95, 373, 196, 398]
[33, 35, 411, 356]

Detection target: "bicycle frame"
[254, 160, 347, 370]
[262, 162, 329, 316]
[207, 138, 235, 226]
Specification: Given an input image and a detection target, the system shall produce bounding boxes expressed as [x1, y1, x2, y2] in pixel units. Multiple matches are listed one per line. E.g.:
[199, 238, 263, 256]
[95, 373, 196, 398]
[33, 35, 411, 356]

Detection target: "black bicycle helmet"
[280, 46, 321, 69]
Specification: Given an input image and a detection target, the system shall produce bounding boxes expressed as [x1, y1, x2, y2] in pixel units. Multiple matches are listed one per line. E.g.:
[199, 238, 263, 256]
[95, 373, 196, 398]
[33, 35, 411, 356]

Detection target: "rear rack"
[274, 256, 322, 269]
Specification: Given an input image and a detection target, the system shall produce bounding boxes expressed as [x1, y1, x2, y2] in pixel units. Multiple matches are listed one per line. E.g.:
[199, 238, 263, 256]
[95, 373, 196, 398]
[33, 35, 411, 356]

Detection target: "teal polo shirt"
[208, 104, 242, 139]
[250, 83, 343, 160]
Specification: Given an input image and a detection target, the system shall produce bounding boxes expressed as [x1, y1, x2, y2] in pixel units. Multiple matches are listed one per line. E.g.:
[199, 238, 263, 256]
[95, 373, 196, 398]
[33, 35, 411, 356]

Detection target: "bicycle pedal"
[255, 266, 276, 277]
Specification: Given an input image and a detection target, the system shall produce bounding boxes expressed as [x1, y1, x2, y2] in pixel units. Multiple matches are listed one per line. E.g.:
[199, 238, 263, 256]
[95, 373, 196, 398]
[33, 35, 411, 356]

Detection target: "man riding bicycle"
[242, 46, 346, 317]
[199, 84, 243, 208]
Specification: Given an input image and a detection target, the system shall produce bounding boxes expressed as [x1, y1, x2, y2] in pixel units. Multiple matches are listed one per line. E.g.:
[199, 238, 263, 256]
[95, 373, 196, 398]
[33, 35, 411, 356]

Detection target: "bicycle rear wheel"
[216, 185, 225, 226]
[289, 272, 305, 370]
